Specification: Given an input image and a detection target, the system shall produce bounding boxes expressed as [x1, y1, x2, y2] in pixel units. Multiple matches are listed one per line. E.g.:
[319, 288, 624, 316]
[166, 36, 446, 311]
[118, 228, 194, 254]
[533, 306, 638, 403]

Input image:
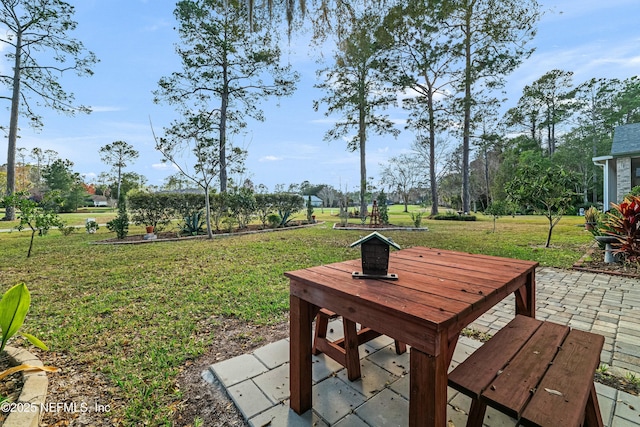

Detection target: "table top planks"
[286, 247, 538, 347]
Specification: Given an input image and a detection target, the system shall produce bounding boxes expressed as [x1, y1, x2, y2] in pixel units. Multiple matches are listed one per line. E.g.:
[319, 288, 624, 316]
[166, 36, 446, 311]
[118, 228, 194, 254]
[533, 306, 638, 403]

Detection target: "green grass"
[0, 207, 594, 425]
[0, 207, 117, 230]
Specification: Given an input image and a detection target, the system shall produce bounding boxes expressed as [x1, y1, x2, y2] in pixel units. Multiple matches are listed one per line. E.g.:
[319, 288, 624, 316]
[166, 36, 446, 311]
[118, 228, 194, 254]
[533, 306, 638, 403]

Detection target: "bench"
[448, 315, 604, 427]
[312, 308, 406, 381]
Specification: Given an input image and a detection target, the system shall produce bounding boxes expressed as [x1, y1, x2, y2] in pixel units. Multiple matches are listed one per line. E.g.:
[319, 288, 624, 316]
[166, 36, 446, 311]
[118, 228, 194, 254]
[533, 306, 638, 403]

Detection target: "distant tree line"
[3, 0, 637, 228]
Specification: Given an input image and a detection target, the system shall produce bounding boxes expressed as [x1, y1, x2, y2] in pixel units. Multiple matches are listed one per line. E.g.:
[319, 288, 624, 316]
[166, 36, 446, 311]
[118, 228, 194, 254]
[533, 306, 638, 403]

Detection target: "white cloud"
[259, 155, 282, 162]
[81, 172, 97, 181]
[89, 106, 123, 113]
[151, 162, 176, 170]
[543, 0, 638, 20]
[310, 118, 338, 125]
[519, 40, 640, 86]
[142, 19, 172, 33]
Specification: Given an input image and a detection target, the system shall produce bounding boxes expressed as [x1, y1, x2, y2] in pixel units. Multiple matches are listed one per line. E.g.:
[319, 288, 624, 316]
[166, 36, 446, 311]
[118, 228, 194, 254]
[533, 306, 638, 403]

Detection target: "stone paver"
[206, 267, 640, 426]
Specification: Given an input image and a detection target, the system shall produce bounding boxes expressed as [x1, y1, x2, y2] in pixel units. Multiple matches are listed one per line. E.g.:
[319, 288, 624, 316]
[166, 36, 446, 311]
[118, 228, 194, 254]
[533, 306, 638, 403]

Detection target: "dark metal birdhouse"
[350, 232, 401, 280]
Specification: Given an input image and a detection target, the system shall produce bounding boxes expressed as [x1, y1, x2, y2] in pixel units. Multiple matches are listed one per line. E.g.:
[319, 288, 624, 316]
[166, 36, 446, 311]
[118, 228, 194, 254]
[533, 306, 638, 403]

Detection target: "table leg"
[515, 270, 536, 318]
[584, 383, 604, 427]
[409, 337, 448, 427]
[290, 294, 316, 414]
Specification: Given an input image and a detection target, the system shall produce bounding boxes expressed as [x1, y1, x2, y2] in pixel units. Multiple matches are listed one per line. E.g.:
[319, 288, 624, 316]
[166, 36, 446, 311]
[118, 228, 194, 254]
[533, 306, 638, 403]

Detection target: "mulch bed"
[572, 244, 640, 278]
[0, 353, 23, 424]
[93, 222, 322, 245]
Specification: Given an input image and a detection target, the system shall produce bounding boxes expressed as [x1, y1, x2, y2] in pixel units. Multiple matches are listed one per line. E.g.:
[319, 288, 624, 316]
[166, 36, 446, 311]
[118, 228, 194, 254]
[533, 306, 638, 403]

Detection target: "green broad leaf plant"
[0, 284, 58, 381]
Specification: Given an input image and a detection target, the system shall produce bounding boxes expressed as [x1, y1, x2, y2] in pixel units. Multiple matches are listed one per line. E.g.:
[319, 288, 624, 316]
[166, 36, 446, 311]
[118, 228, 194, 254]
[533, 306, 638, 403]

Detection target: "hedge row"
[126, 191, 305, 232]
[432, 213, 477, 221]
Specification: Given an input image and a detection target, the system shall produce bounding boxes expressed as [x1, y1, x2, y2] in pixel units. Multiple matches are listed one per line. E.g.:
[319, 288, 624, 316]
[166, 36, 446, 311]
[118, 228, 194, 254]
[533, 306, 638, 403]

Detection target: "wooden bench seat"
[312, 308, 406, 381]
[448, 315, 604, 427]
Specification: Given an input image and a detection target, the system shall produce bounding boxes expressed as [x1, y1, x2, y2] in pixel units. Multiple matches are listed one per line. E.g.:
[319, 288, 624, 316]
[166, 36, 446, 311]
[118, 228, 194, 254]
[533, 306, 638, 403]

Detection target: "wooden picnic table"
[286, 246, 538, 427]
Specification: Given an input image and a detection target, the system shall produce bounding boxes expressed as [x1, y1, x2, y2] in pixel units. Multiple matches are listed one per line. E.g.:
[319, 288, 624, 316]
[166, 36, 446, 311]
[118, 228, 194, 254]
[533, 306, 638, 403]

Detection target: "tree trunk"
[28, 228, 36, 258]
[545, 206, 555, 248]
[219, 36, 230, 194]
[359, 126, 367, 220]
[550, 121, 556, 155]
[4, 30, 22, 221]
[428, 83, 439, 216]
[462, 11, 472, 215]
[204, 185, 214, 239]
[483, 146, 491, 205]
[359, 82, 367, 221]
[546, 111, 553, 156]
[116, 165, 122, 200]
[546, 220, 553, 248]
[220, 84, 228, 194]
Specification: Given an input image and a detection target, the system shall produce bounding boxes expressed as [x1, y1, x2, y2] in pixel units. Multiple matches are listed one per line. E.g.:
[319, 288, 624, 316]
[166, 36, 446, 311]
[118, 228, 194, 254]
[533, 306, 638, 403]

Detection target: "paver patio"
[206, 267, 640, 426]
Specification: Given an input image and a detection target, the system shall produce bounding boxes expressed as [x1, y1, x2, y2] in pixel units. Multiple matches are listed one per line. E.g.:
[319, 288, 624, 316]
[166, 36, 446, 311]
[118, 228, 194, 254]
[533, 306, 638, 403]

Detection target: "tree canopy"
[154, 0, 298, 195]
[0, 0, 97, 220]
[506, 151, 579, 247]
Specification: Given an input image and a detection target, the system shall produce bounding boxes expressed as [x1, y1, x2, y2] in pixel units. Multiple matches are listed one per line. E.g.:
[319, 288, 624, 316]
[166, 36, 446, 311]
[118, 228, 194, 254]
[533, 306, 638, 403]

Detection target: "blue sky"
[1, 0, 639, 193]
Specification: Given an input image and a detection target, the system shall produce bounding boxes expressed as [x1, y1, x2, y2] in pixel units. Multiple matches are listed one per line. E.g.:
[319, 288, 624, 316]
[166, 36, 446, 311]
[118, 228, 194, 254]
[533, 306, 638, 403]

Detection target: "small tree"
[317, 186, 336, 212]
[380, 153, 427, 213]
[1, 191, 64, 257]
[40, 158, 87, 213]
[484, 200, 511, 233]
[506, 153, 578, 247]
[377, 191, 389, 225]
[99, 141, 139, 201]
[306, 195, 314, 222]
[107, 193, 129, 239]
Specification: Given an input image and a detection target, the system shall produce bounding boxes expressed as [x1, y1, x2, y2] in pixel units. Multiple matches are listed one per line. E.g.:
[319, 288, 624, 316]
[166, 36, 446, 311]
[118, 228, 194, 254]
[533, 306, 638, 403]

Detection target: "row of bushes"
[126, 191, 305, 233]
[432, 212, 477, 221]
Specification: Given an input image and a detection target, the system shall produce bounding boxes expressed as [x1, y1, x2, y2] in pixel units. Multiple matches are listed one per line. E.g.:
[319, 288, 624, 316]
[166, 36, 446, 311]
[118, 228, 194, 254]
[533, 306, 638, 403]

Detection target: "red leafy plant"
[605, 195, 640, 261]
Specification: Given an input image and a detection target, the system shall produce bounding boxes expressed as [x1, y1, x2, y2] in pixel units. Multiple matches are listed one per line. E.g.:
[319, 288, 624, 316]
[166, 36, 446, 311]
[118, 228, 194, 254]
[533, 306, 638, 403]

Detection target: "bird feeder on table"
[350, 231, 400, 280]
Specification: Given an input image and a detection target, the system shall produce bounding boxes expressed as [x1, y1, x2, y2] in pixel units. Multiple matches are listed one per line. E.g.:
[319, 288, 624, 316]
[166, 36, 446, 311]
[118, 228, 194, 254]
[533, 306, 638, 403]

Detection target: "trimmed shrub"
[272, 193, 304, 227]
[433, 213, 477, 221]
[128, 191, 177, 232]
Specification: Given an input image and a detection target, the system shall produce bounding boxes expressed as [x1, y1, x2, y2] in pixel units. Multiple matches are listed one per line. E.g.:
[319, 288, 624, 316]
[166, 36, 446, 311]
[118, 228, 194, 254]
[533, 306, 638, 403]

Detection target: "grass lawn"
[0, 206, 594, 425]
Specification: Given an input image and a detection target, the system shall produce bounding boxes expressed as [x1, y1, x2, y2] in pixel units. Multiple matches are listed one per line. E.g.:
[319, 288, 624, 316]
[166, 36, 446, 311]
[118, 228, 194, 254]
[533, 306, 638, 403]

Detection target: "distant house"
[593, 123, 640, 209]
[91, 195, 109, 207]
[308, 195, 323, 207]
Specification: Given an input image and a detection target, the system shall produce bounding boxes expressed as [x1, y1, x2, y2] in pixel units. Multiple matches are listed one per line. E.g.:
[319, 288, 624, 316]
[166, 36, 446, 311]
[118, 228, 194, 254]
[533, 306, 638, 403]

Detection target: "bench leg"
[312, 310, 330, 356]
[312, 311, 404, 381]
[465, 399, 487, 427]
[343, 318, 362, 381]
[395, 340, 407, 355]
[584, 383, 604, 427]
